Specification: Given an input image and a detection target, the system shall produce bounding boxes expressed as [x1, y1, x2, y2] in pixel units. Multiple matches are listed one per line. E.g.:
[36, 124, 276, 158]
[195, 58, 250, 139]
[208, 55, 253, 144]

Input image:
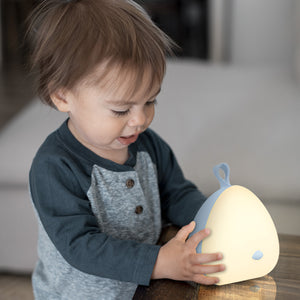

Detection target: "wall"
[294, 1, 300, 83]
[230, 0, 294, 67]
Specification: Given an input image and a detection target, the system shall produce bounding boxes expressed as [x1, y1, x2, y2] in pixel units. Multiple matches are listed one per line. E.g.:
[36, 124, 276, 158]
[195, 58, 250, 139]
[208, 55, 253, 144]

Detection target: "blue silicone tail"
[213, 163, 231, 189]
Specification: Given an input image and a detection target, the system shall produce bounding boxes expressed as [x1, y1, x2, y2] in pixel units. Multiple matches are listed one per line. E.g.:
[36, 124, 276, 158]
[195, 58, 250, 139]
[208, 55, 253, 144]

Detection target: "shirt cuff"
[133, 244, 161, 286]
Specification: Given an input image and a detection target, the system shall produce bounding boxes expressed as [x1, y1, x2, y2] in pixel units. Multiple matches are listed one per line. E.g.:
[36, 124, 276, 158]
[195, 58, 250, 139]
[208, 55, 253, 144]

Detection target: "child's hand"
[151, 221, 225, 285]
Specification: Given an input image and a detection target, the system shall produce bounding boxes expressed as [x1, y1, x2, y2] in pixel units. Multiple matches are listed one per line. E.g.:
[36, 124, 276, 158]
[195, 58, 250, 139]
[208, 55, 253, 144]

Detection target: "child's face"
[54, 65, 161, 163]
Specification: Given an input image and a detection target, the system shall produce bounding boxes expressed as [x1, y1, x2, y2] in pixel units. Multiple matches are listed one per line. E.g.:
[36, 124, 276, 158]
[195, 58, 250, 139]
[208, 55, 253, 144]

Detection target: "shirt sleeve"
[144, 129, 206, 226]
[29, 154, 160, 286]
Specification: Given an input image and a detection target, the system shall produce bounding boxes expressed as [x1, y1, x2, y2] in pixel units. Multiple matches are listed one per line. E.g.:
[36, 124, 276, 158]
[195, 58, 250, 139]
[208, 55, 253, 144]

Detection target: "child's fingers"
[174, 221, 196, 242]
[193, 274, 220, 285]
[185, 228, 210, 250]
[191, 252, 223, 265]
[191, 263, 226, 275]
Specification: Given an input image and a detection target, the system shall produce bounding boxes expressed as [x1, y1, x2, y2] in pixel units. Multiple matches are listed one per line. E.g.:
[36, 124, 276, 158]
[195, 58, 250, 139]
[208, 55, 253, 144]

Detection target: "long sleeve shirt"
[29, 120, 206, 299]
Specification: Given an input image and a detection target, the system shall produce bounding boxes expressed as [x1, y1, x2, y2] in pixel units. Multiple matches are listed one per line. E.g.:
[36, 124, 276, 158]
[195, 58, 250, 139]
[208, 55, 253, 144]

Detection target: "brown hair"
[26, 0, 175, 107]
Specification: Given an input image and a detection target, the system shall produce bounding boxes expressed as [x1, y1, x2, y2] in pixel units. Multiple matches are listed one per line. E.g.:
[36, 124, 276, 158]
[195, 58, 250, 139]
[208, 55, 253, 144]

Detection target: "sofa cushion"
[0, 100, 66, 185]
[151, 60, 300, 202]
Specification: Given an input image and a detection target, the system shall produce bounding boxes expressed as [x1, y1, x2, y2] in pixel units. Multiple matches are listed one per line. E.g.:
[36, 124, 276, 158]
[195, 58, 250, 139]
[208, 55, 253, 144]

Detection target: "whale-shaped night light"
[190, 163, 279, 285]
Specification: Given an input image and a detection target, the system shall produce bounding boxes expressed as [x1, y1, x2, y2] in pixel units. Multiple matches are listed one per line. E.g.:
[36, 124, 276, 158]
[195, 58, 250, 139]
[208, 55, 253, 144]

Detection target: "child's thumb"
[175, 221, 196, 242]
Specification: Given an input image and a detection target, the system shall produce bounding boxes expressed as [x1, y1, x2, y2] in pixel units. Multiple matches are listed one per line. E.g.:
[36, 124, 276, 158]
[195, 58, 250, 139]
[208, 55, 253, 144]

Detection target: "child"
[27, 0, 225, 299]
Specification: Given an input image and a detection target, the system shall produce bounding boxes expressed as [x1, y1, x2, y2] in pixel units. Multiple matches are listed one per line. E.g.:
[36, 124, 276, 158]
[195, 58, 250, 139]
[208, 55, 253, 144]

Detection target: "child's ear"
[50, 89, 71, 112]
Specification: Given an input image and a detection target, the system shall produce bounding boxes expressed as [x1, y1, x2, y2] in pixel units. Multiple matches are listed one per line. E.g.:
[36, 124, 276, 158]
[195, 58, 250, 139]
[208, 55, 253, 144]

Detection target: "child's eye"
[146, 99, 158, 106]
[111, 109, 130, 117]
[111, 99, 157, 117]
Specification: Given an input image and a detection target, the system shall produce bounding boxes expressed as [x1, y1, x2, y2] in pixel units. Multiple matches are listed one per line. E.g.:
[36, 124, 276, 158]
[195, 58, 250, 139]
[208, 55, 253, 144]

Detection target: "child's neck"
[87, 144, 129, 165]
[85, 144, 129, 165]
[105, 149, 129, 165]
[84, 142, 129, 165]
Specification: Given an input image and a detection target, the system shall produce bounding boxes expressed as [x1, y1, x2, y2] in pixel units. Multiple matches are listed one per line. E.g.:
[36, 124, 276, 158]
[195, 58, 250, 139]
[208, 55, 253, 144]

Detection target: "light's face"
[56, 64, 161, 163]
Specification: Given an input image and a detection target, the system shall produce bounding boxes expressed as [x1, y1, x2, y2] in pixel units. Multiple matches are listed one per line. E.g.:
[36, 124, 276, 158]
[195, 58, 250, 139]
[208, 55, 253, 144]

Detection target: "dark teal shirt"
[29, 120, 205, 299]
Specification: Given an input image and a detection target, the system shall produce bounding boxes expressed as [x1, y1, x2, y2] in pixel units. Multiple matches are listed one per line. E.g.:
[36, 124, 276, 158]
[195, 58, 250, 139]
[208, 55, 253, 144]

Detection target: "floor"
[0, 273, 33, 300]
[0, 63, 34, 299]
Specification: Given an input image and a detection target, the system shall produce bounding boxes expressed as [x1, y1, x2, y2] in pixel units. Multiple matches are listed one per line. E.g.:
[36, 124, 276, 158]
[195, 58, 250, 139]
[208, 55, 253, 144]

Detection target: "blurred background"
[0, 0, 299, 297]
[0, 0, 35, 130]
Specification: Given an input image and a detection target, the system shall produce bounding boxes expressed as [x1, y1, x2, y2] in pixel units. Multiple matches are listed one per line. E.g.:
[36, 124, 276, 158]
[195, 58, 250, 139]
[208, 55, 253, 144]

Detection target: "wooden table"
[133, 226, 300, 300]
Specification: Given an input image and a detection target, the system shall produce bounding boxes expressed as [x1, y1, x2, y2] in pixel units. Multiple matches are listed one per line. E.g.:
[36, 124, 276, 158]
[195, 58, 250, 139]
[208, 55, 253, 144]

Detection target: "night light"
[190, 163, 279, 285]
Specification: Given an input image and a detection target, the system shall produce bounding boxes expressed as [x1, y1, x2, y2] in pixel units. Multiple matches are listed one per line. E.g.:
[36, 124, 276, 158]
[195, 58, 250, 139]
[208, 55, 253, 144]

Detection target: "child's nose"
[128, 109, 147, 128]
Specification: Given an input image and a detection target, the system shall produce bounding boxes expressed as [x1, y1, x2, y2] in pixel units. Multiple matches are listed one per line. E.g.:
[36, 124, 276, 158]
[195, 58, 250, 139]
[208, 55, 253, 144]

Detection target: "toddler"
[27, 0, 225, 299]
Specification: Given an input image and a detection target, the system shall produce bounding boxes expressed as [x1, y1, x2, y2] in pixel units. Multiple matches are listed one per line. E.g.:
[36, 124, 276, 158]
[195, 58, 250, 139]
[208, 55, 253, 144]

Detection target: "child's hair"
[26, 0, 175, 107]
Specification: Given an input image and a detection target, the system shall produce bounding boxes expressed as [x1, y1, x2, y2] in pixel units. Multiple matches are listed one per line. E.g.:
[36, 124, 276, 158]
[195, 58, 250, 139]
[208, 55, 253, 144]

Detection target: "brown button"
[135, 205, 143, 214]
[126, 179, 135, 188]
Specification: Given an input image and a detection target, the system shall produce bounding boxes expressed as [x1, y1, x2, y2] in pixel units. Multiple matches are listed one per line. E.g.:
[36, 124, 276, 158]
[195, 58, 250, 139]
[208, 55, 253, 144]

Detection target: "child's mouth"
[117, 134, 139, 145]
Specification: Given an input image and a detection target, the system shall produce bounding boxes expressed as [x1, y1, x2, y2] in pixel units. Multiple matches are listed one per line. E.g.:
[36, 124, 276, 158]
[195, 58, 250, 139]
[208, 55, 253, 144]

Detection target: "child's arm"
[29, 152, 161, 286]
[142, 129, 207, 226]
[151, 221, 225, 285]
